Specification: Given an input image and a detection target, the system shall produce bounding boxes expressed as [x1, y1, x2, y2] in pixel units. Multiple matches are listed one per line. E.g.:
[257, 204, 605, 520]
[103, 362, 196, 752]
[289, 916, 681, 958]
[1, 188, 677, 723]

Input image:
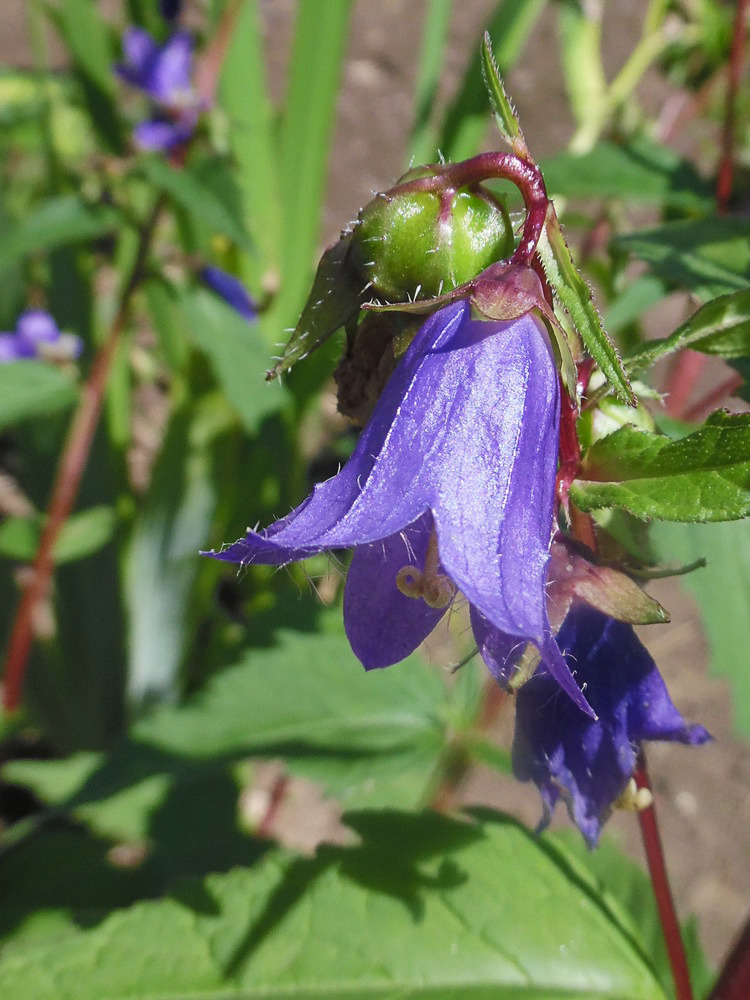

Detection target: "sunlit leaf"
[0, 810, 669, 1000]
[538, 213, 634, 404]
[0, 361, 77, 427]
[572, 411, 750, 521]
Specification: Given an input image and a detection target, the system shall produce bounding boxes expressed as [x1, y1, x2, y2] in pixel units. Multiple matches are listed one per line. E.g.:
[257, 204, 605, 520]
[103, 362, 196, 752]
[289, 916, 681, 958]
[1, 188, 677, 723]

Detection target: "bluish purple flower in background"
[201, 266, 257, 322]
[159, 0, 182, 21]
[115, 27, 200, 151]
[0, 311, 81, 364]
[512, 603, 710, 845]
[207, 300, 594, 716]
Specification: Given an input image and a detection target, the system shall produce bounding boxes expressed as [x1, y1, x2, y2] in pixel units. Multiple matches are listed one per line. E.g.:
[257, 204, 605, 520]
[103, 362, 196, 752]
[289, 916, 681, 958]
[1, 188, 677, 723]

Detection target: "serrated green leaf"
[628, 288, 750, 375]
[572, 411, 750, 521]
[480, 32, 525, 153]
[268, 232, 363, 378]
[0, 361, 78, 427]
[0, 810, 669, 1000]
[0, 506, 115, 565]
[138, 157, 254, 254]
[538, 213, 634, 404]
[181, 288, 287, 431]
[541, 137, 713, 211]
[0, 196, 118, 271]
[616, 218, 750, 300]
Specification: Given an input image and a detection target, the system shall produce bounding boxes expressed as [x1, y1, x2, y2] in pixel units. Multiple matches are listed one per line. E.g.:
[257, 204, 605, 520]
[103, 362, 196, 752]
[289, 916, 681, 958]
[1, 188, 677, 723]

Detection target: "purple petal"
[212, 301, 469, 566]
[512, 605, 710, 845]
[344, 513, 448, 669]
[133, 119, 191, 152]
[201, 266, 257, 322]
[146, 31, 193, 103]
[0, 334, 28, 362]
[16, 310, 60, 348]
[210, 301, 590, 712]
[470, 607, 525, 687]
[116, 26, 158, 87]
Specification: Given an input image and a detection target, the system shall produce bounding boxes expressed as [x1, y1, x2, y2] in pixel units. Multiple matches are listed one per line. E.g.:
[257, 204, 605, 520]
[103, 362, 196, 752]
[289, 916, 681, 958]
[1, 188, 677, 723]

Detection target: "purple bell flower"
[512, 604, 711, 846]
[207, 300, 594, 716]
[201, 266, 257, 322]
[0, 311, 81, 363]
[115, 27, 199, 152]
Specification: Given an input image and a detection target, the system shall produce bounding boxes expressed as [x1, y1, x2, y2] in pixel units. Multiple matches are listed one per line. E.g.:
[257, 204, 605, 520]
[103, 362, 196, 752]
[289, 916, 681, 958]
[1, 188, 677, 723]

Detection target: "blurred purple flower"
[512, 604, 710, 845]
[201, 266, 257, 322]
[207, 300, 593, 716]
[159, 0, 182, 21]
[115, 27, 200, 152]
[0, 311, 81, 364]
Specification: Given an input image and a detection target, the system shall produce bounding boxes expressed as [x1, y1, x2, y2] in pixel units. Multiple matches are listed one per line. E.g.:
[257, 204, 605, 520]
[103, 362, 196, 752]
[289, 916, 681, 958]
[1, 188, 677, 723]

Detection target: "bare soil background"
[1, 0, 748, 973]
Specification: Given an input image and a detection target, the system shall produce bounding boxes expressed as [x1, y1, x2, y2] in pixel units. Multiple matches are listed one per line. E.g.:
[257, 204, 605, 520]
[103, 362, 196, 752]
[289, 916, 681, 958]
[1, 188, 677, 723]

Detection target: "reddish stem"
[634, 753, 694, 1000]
[708, 911, 750, 1000]
[1, 196, 165, 714]
[663, 349, 707, 419]
[256, 773, 291, 838]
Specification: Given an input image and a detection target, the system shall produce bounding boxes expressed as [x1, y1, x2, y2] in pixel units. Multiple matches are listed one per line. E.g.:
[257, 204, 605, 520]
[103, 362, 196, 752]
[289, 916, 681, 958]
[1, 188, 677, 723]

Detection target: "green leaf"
[0, 361, 77, 427]
[217, 0, 281, 290]
[47, 0, 122, 152]
[54, 0, 114, 96]
[125, 405, 218, 702]
[6, 622, 451, 842]
[627, 288, 750, 374]
[572, 411, 750, 521]
[541, 137, 713, 211]
[438, 0, 548, 162]
[0, 506, 115, 565]
[547, 831, 713, 1000]
[653, 519, 750, 740]
[557, 0, 607, 149]
[407, 0, 454, 165]
[0, 196, 118, 271]
[268, 232, 363, 378]
[137, 157, 254, 254]
[616, 218, 750, 300]
[181, 288, 287, 431]
[0, 810, 669, 999]
[274, 0, 353, 331]
[604, 274, 665, 335]
[538, 213, 634, 404]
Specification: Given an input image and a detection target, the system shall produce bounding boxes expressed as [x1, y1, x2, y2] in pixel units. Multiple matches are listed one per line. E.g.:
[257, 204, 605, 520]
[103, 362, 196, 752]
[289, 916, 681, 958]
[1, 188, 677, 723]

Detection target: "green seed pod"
[352, 177, 514, 302]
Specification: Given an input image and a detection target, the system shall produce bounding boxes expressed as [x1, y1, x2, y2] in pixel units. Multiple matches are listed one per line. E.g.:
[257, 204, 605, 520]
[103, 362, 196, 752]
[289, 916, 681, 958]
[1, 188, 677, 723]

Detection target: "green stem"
[1, 195, 166, 715]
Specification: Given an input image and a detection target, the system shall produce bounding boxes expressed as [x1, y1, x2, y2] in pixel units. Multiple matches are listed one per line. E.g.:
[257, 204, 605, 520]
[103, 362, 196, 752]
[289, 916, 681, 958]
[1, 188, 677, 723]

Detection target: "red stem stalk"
[634, 752, 694, 1000]
[708, 911, 750, 1000]
[1, 197, 165, 714]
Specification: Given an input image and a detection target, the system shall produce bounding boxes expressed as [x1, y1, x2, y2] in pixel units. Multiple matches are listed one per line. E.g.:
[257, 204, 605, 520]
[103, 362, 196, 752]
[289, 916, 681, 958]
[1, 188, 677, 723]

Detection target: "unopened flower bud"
[351, 171, 514, 302]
